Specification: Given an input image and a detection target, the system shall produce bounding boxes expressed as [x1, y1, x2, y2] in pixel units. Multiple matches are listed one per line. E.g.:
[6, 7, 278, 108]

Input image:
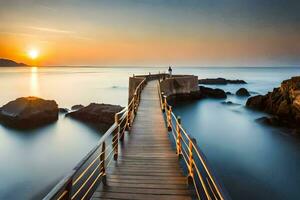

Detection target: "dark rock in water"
[255, 116, 283, 127]
[226, 91, 233, 95]
[71, 104, 84, 110]
[236, 88, 250, 96]
[200, 86, 227, 99]
[247, 76, 300, 130]
[0, 97, 58, 128]
[198, 78, 247, 85]
[67, 103, 124, 130]
[59, 108, 69, 113]
[222, 101, 240, 106]
[166, 86, 226, 105]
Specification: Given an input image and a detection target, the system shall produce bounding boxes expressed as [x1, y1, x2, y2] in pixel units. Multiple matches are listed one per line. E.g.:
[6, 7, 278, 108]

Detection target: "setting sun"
[28, 49, 39, 60]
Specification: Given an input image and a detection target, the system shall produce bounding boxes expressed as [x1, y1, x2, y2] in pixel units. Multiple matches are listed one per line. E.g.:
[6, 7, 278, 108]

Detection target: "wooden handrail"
[44, 78, 147, 200]
[157, 81, 227, 200]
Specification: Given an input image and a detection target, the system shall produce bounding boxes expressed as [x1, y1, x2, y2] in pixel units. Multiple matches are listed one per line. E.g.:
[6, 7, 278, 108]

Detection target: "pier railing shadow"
[43, 78, 147, 200]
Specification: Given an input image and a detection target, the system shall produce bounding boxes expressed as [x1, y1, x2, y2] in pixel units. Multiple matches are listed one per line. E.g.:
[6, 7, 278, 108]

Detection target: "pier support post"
[176, 117, 182, 156]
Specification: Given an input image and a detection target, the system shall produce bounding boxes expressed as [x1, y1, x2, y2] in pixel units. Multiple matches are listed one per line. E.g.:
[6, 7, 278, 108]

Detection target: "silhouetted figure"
[168, 66, 172, 78]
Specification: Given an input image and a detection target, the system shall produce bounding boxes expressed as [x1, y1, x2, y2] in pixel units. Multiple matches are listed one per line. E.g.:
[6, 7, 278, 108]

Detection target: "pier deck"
[91, 81, 193, 200]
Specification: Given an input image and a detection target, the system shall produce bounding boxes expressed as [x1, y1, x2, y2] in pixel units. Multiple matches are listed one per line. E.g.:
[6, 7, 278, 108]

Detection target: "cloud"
[26, 26, 74, 34]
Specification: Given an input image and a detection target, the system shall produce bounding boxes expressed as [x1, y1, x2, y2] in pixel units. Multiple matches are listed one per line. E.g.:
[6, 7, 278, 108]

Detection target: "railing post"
[113, 114, 119, 160]
[100, 142, 107, 185]
[167, 105, 172, 131]
[176, 117, 182, 156]
[125, 108, 131, 131]
[187, 139, 194, 185]
[162, 93, 166, 112]
[134, 93, 137, 114]
[64, 177, 73, 200]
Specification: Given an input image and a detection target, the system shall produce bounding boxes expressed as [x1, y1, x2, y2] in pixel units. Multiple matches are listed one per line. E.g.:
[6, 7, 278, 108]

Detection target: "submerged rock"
[198, 78, 247, 85]
[67, 103, 124, 130]
[0, 97, 58, 129]
[236, 88, 250, 96]
[247, 76, 300, 130]
[71, 104, 84, 110]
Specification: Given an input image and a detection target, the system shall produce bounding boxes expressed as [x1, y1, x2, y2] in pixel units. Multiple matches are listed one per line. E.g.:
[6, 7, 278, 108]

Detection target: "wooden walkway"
[91, 81, 193, 200]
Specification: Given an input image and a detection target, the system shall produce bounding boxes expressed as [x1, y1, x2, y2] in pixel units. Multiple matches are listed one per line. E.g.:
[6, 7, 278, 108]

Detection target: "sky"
[0, 0, 299, 67]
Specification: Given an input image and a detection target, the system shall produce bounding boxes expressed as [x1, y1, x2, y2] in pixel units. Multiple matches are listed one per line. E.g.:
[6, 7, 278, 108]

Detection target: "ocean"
[0, 66, 300, 199]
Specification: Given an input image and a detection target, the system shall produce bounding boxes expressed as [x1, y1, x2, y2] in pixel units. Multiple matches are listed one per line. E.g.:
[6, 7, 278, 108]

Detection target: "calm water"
[0, 66, 300, 199]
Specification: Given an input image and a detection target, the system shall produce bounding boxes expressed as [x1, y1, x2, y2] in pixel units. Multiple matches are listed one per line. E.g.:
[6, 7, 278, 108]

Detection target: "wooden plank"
[93, 192, 191, 200]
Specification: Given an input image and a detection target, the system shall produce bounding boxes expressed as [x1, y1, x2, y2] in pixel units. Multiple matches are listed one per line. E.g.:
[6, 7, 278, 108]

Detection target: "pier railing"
[158, 81, 227, 200]
[43, 78, 146, 200]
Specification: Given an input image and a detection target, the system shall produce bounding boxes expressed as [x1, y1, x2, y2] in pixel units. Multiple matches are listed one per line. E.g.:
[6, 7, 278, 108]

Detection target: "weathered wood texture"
[91, 81, 193, 200]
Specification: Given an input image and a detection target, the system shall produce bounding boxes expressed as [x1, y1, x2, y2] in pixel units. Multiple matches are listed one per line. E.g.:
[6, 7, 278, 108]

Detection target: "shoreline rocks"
[246, 76, 300, 130]
[0, 97, 58, 129]
[199, 78, 246, 85]
[67, 103, 124, 131]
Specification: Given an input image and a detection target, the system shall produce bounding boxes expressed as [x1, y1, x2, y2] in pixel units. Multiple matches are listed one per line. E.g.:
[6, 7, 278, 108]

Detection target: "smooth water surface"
[0, 66, 300, 199]
[173, 67, 300, 199]
[0, 67, 165, 199]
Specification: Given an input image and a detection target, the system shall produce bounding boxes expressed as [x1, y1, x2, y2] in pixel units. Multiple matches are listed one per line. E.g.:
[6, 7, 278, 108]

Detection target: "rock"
[59, 108, 69, 113]
[166, 86, 226, 105]
[200, 86, 227, 99]
[67, 103, 124, 130]
[71, 104, 84, 110]
[255, 116, 282, 127]
[236, 88, 250, 96]
[226, 92, 233, 95]
[198, 78, 247, 85]
[247, 76, 300, 130]
[0, 97, 58, 128]
[221, 101, 240, 106]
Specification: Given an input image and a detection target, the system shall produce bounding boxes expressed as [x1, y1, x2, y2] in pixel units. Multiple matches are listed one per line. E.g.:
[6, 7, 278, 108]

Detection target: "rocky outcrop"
[67, 103, 124, 130]
[71, 104, 84, 110]
[0, 97, 58, 128]
[0, 58, 27, 67]
[199, 78, 246, 85]
[247, 76, 300, 129]
[236, 88, 250, 96]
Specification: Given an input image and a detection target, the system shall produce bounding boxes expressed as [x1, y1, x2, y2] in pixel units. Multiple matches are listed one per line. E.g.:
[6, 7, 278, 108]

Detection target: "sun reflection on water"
[30, 67, 39, 96]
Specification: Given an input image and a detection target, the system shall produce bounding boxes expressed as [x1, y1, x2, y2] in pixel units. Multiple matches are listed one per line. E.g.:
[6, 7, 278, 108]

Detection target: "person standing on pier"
[168, 66, 172, 78]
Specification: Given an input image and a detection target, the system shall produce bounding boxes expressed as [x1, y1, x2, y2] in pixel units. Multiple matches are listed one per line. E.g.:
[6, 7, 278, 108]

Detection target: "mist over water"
[0, 66, 300, 199]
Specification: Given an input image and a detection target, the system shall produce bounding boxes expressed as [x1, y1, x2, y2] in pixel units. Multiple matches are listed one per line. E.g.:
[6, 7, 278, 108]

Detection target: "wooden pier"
[44, 74, 227, 200]
[92, 81, 193, 200]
